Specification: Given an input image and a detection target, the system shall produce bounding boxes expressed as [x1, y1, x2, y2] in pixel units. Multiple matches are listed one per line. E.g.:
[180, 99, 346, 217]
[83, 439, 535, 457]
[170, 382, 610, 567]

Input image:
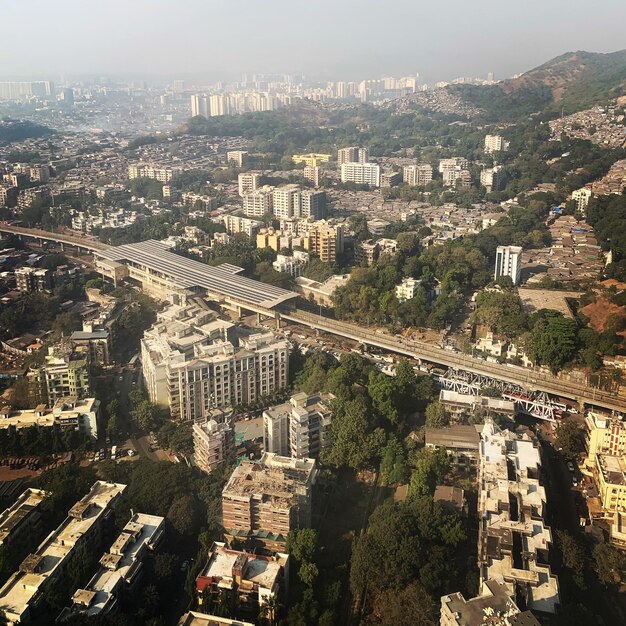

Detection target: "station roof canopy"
[95, 240, 298, 309]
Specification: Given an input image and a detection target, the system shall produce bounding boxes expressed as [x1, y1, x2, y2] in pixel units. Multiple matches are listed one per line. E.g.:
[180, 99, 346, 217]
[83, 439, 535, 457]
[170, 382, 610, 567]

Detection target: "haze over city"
[1, 0, 626, 81]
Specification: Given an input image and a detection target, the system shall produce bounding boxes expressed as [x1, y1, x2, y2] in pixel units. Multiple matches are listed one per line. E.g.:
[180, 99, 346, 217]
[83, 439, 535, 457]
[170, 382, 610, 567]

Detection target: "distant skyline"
[0, 0, 625, 84]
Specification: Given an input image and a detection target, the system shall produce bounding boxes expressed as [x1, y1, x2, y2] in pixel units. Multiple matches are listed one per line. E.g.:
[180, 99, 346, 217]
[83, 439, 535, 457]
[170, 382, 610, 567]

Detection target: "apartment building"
[585, 412, 626, 463]
[237, 172, 261, 197]
[484, 134, 509, 153]
[69, 329, 111, 366]
[340, 162, 380, 187]
[0, 397, 99, 440]
[140, 301, 234, 418]
[402, 164, 433, 187]
[59, 513, 164, 619]
[27, 343, 91, 405]
[480, 165, 505, 192]
[127, 163, 180, 184]
[243, 186, 274, 217]
[222, 453, 317, 549]
[172, 334, 289, 422]
[223, 215, 262, 239]
[272, 185, 302, 219]
[227, 151, 248, 167]
[494, 245, 523, 285]
[0, 481, 126, 625]
[337, 146, 369, 165]
[303, 165, 320, 187]
[441, 579, 540, 626]
[395, 277, 421, 302]
[380, 171, 401, 187]
[14, 268, 52, 293]
[475, 420, 559, 615]
[305, 221, 344, 262]
[300, 189, 327, 220]
[0, 489, 49, 565]
[272, 251, 309, 277]
[355, 239, 379, 266]
[195, 542, 289, 620]
[572, 187, 593, 215]
[193, 418, 235, 474]
[263, 392, 333, 459]
[256, 228, 303, 253]
[438, 157, 469, 174]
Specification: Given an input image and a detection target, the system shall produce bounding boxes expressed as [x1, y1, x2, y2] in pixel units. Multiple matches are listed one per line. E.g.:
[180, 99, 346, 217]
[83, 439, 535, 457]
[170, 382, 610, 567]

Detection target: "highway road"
[283, 310, 626, 414]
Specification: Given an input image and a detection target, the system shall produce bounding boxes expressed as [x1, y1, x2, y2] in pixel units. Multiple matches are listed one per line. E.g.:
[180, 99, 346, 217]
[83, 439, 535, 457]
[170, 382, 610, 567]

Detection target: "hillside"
[450, 49, 626, 121]
[0, 119, 54, 144]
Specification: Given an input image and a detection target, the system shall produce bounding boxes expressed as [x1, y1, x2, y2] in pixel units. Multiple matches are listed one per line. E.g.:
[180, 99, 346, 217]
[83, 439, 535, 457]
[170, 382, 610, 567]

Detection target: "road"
[283, 310, 626, 414]
[0, 223, 109, 252]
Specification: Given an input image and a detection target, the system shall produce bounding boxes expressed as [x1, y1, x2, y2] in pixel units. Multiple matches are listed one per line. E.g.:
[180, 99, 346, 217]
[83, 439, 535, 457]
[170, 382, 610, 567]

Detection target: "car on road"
[127, 449, 136, 457]
[567, 461, 576, 473]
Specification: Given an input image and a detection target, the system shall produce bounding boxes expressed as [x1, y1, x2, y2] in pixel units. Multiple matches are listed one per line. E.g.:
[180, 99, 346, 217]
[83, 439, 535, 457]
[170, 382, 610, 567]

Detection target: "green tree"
[556, 420, 584, 459]
[425, 401, 449, 428]
[593, 543, 626, 586]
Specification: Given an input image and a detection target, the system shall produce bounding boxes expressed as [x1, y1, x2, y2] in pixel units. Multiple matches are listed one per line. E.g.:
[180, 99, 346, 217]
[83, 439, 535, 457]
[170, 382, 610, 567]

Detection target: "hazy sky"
[1, 0, 625, 83]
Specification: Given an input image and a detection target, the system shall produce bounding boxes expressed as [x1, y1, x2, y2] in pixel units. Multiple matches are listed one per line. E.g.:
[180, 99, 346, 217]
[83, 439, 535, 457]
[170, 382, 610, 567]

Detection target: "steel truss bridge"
[438, 369, 566, 421]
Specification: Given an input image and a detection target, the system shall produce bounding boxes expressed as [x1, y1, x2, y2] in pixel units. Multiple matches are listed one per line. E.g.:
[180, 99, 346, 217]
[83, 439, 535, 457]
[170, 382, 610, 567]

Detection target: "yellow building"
[292, 153, 331, 168]
[593, 454, 626, 513]
[584, 413, 626, 463]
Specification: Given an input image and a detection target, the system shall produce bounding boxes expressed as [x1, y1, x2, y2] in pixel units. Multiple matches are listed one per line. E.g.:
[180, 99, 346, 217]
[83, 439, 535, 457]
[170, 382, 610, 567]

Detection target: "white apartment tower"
[238, 172, 261, 197]
[484, 134, 509, 154]
[243, 186, 274, 217]
[494, 245, 522, 285]
[272, 185, 302, 219]
[403, 164, 433, 186]
[340, 162, 381, 187]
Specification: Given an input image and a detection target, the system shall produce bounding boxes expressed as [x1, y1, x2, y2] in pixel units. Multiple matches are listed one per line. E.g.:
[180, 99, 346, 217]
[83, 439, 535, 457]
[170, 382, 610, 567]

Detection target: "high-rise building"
[494, 245, 522, 285]
[403, 164, 433, 186]
[484, 134, 509, 153]
[128, 163, 180, 184]
[209, 94, 229, 117]
[337, 146, 369, 165]
[243, 185, 274, 217]
[142, 304, 288, 422]
[303, 165, 320, 187]
[193, 418, 235, 474]
[304, 221, 344, 262]
[237, 171, 261, 196]
[572, 188, 592, 215]
[272, 184, 302, 218]
[221, 453, 317, 548]
[227, 151, 248, 167]
[300, 189, 327, 219]
[340, 162, 380, 187]
[0, 81, 54, 101]
[191, 94, 209, 117]
[263, 392, 333, 459]
[480, 166, 505, 192]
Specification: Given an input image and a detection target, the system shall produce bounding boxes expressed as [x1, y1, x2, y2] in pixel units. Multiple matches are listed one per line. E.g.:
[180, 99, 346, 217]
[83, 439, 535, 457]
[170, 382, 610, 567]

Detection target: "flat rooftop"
[0, 489, 48, 545]
[67, 513, 164, 617]
[178, 612, 254, 626]
[0, 482, 126, 622]
[95, 240, 298, 309]
[518, 288, 581, 319]
[200, 542, 285, 591]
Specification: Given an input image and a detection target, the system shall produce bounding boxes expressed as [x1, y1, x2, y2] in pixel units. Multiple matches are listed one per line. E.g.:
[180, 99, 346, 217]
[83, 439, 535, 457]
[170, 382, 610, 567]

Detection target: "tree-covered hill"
[0, 119, 54, 143]
[449, 49, 626, 121]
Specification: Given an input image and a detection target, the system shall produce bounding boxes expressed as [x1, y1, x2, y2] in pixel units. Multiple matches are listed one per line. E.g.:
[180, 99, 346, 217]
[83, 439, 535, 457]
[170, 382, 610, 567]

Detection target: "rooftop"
[64, 513, 164, 617]
[95, 240, 298, 309]
[0, 489, 49, 545]
[177, 612, 254, 626]
[198, 542, 287, 591]
[0, 482, 126, 623]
